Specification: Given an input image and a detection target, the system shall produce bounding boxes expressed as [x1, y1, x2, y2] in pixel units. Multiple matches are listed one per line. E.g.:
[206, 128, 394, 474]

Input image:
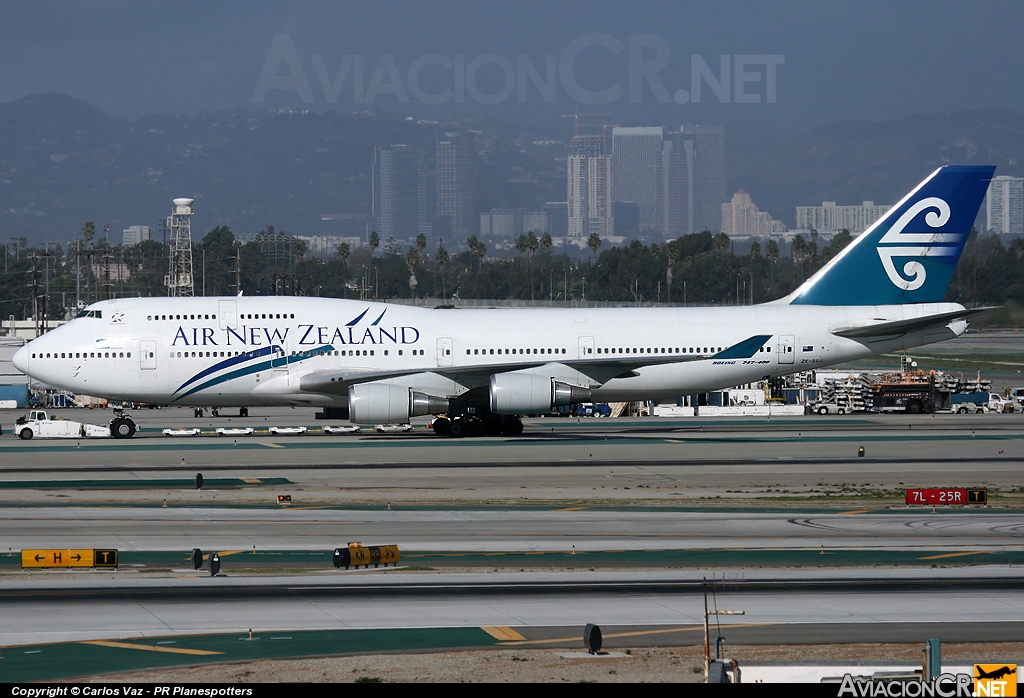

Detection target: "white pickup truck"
[14, 410, 112, 440]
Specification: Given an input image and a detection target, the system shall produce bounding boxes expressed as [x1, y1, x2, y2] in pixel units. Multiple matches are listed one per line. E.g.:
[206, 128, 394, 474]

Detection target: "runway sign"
[21, 549, 118, 569]
[906, 488, 987, 506]
[333, 544, 400, 569]
[905, 488, 967, 506]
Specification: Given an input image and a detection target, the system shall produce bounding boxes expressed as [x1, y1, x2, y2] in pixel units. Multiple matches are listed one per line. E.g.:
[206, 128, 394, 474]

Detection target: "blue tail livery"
[787, 165, 995, 306]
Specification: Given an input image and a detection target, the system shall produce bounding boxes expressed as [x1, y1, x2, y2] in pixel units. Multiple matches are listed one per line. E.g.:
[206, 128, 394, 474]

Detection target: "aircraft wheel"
[448, 418, 466, 438]
[432, 417, 450, 436]
[19, 428, 32, 440]
[240, 407, 249, 418]
[111, 418, 136, 439]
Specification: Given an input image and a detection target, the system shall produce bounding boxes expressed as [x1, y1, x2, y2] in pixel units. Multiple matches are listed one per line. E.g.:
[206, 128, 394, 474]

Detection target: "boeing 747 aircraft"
[12, 165, 994, 437]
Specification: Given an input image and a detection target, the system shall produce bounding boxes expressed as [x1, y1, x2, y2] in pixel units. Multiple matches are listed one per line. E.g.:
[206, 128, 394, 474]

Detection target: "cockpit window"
[75, 310, 102, 319]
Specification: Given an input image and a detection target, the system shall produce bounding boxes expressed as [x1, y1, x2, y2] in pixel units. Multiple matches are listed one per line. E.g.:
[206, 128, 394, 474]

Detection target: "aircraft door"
[436, 337, 453, 367]
[578, 336, 594, 359]
[218, 300, 237, 330]
[778, 335, 795, 364]
[140, 340, 157, 370]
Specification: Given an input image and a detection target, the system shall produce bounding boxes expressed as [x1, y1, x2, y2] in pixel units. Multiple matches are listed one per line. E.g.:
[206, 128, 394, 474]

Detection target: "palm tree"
[767, 238, 780, 289]
[406, 246, 419, 298]
[515, 234, 528, 266]
[337, 242, 350, 266]
[749, 241, 761, 258]
[415, 233, 428, 262]
[665, 239, 680, 303]
[367, 231, 379, 298]
[474, 238, 487, 271]
[435, 243, 449, 300]
[540, 232, 552, 253]
[587, 232, 602, 262]
[83, 222, 95, 248]
[526, 231, 539, 301]
[467, 236, 486, 273]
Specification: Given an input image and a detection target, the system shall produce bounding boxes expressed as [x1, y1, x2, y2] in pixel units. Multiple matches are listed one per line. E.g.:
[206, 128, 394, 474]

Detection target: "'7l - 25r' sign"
[905, 488, 987, 506]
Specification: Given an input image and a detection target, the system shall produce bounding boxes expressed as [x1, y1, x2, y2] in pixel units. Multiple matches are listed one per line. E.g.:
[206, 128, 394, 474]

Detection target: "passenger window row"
[467, 348, 566, 356]
[32, 351, 129, 359]
[596, 347, 723, 355]
[149, 314, 218, 321]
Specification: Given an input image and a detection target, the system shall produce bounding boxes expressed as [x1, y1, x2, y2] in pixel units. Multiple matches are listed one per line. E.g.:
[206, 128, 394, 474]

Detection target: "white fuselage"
[14, 296, 967, 409]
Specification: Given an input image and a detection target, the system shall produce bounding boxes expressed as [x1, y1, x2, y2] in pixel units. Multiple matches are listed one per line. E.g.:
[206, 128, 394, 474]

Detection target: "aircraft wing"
[831, 307, 998, 339]
[297, 334, 772, 394]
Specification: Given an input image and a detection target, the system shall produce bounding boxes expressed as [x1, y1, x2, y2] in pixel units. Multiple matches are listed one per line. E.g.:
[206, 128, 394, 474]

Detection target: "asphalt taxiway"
[1, 410, 1022, 679]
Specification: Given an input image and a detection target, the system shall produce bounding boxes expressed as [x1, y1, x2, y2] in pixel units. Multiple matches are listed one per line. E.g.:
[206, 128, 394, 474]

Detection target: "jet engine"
[348, 384, 449, 424]
[488, 373, 592, 414]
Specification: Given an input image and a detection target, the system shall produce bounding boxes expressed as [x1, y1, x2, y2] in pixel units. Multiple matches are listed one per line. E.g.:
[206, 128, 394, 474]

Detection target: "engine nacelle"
[489, 374, 591, 414]
[348, 384, 449, 424]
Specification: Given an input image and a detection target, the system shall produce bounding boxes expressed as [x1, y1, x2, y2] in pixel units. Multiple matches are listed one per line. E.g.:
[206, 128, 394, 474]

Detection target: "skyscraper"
[686, 125, 725, 234]
[986, 175, 1024, 236]
[567, 134, 613, 238]
[436, 132, 478, 238]
[654, 125, 725, 237]
[657, 130, 694, 238]
[374, 145, 429, 241]
[612, 126, 662, 231]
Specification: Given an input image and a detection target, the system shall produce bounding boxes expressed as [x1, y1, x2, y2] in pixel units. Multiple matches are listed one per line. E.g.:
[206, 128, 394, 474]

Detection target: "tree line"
[1, 224, 1021, 322]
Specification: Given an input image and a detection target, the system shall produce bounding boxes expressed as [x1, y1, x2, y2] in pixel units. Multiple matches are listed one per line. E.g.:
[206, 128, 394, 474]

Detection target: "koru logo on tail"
[876, 197, 961, 290]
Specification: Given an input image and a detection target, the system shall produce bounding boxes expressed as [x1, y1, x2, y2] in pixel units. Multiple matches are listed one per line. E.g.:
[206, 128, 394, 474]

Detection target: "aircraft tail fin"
[786, 165, 995, 306]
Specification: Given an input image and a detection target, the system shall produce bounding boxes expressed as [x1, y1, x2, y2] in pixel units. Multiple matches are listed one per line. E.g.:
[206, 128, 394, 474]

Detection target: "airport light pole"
[703, 577, 744, 682]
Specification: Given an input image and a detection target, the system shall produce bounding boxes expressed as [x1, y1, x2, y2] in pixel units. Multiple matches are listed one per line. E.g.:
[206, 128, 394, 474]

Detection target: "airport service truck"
[14, 410, 112, 440]
[950, 392, 1011, 414]
[870, 376, 950, 414]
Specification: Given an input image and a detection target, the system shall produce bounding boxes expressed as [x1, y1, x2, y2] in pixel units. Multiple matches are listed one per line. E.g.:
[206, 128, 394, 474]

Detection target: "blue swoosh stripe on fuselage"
[175, 345, 335, 401]
[176, 345, 282, 394]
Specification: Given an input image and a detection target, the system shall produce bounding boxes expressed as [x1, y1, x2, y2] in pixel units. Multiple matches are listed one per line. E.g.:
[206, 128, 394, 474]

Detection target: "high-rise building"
[613, 201, 640, 236]
[985, 175, 1024, 236]
[374, 145, 429, 241]
[612, 127, 662, 230]
[657, 130, 694, 238]
[685, 125, 725, 234]
[795, 201, 892, 233]
[542, 202, 569, 238]
[567, 134, 613, 238]
[122, 225, 151, 247]
[721, 190, 785, 236]
[505, 180, 537, 211]
[320, 213, 369, 238]
[653, 125, 725, 237]
[436, 132, 478, 238]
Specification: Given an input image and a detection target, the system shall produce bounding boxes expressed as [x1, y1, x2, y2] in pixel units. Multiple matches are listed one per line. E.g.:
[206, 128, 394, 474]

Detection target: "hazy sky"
[2, 1, 1023, 129]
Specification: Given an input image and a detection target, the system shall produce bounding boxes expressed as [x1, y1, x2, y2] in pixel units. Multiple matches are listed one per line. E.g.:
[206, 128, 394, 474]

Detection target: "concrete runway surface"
[1, 506, 1023, 552]
[2, 568, 1024, 646]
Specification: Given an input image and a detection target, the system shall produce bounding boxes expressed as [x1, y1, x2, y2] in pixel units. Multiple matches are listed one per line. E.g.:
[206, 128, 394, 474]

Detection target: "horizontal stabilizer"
[831, 307, 998, 338]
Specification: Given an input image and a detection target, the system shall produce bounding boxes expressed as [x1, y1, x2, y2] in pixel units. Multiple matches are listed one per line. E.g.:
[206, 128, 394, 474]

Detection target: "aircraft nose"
[12, 345, 28, 374]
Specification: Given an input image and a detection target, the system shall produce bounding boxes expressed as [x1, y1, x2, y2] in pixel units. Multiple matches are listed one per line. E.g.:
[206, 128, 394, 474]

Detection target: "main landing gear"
[431, 415, 524, 438]
[110, 410, 137, 439]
